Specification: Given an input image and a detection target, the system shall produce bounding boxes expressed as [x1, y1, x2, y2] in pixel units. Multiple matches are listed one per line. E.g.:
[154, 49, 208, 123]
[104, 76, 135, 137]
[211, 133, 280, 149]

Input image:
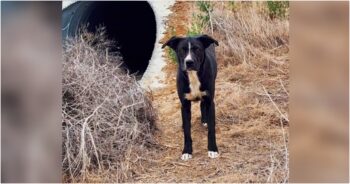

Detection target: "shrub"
[62, 28, 157, 182]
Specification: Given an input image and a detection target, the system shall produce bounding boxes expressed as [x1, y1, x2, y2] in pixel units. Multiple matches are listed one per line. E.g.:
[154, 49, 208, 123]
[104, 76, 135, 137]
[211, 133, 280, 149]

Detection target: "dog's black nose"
[186, 60, 194, 68]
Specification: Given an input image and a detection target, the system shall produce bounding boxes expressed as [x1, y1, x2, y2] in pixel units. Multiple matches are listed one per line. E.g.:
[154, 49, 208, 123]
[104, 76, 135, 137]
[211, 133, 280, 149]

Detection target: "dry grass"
[62, 28, 157, 182]
[132, 2, 289, 183]
[211, 2, 290, 182]
[61, 1, 290, 182]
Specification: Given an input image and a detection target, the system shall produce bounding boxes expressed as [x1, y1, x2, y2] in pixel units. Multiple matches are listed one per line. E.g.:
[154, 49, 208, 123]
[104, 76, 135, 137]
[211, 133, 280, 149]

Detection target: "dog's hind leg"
[200, 100, 208, 127]
[181, 100, 193, 160]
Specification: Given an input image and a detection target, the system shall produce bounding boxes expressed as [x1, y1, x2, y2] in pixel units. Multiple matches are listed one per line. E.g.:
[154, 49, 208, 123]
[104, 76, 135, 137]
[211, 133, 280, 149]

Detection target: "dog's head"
[162, 35, 218, 71]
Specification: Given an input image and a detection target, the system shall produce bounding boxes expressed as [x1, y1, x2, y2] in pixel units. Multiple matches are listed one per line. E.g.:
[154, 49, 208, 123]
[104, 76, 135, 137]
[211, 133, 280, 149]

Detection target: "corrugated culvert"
[62, 1, 157, 76]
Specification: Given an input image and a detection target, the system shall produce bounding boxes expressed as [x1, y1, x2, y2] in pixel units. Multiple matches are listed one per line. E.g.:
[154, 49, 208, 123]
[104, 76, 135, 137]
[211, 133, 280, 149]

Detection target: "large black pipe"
[62, 1, 157, 76]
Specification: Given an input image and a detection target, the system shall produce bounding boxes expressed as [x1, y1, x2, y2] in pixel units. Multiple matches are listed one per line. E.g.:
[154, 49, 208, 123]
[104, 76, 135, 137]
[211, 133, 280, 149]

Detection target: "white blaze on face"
[184, 41, 207, 101]
[184, 42, 192, 64]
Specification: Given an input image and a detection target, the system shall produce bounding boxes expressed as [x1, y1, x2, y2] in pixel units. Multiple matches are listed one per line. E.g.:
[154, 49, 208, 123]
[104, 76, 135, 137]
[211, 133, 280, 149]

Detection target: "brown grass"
[62, 1, 290, 182]
[62, 28, 157, 182]
[133, 1, 289, 183]
[212, 2, 289, 182]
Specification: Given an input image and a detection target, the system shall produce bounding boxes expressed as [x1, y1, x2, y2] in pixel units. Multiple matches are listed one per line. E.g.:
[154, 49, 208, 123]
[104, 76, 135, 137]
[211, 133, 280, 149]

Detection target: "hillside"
[62, 1, 289, 183]
[134, 1, 289, 182]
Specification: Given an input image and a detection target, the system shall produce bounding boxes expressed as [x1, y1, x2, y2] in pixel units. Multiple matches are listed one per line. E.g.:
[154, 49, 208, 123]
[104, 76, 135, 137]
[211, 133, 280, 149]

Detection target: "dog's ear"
[162, 36, 182, 50]
[197, 34, 219, 48]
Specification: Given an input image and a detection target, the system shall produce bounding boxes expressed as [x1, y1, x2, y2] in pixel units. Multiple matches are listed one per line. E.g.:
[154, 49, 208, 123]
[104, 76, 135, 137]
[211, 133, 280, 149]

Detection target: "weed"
[187, 16, 203, 36]
[187, 1, 214, 36]
[267, 1, 289, 19]
[167, 48, 177, 64]
[167, 26, 178, 63]
[228, 1, 238, 12]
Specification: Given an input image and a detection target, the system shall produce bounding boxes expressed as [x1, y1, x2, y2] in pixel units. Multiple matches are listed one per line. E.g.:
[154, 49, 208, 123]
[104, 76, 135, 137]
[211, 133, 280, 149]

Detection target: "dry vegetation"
[61, 1, 289, 183]
[210, 2, 289, 182]
[62, 28, 157, 182]
[134, 1, 289, 182]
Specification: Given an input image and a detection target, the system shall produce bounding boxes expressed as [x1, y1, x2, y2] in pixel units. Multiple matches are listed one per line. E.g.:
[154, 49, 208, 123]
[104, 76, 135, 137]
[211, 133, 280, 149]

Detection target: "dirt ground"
[134, 2, 289, 183]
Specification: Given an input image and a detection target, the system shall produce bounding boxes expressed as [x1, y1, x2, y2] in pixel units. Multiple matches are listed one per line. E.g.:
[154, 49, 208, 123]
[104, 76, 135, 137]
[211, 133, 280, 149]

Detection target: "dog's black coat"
[162, 35, 219, 155]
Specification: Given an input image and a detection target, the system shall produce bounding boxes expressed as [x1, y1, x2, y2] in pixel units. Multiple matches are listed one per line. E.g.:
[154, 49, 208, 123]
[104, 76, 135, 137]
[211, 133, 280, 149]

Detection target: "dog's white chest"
[185, 71, 206, 101]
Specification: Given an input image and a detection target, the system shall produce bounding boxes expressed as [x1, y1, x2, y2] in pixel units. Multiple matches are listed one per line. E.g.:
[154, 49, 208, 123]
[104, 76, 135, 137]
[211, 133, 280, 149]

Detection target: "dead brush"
[211, 2, 289, 66]
[62, 28, 157, 182]
[208, 2, 289, 182]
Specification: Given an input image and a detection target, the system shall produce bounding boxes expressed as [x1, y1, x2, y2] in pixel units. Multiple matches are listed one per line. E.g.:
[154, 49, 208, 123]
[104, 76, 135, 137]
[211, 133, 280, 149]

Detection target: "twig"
[171, 161, 191, 167]
[202, 2, 214, 35]
[280, 118, 289, 183]
[279, 78, 289, 96]
[262, 85, 289, 122]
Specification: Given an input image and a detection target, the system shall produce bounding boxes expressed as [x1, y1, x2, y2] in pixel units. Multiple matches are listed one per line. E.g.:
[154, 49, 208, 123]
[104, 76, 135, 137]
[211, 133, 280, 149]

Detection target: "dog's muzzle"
[185, 60, 195, 71]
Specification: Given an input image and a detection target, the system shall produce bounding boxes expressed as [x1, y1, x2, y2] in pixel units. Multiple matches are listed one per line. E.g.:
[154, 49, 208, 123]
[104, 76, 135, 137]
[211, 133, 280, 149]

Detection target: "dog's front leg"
[207, 100, 219, 158]
[181, 100, 192, 161]
[200, 100, 208, 127]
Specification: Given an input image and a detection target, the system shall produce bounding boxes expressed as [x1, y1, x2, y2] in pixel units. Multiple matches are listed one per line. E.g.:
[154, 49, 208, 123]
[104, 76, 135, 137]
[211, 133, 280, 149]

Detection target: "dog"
[162, 34, 219, 160]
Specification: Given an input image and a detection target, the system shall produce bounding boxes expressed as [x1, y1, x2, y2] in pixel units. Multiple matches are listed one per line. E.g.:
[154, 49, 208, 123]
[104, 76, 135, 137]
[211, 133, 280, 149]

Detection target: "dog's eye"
[182, 47, 187, 52]
[192, 47, 199, 52]
[179, 47, 185, 53]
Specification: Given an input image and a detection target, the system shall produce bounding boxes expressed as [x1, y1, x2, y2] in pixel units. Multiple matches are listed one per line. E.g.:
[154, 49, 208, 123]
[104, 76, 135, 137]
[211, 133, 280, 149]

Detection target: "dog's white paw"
[202, 123, 207, 127]
[208, 151, 219, 159]
[181, 153, 192, 161]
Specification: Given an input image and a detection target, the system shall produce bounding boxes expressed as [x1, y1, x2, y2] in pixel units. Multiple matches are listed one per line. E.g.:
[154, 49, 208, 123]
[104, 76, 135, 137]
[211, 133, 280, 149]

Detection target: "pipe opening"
[63, 1, 157, 76]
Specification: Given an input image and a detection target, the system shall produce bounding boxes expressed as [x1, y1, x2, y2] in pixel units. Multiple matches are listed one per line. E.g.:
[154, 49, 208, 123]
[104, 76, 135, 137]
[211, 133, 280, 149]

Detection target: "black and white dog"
[162, 35, 219, 160]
